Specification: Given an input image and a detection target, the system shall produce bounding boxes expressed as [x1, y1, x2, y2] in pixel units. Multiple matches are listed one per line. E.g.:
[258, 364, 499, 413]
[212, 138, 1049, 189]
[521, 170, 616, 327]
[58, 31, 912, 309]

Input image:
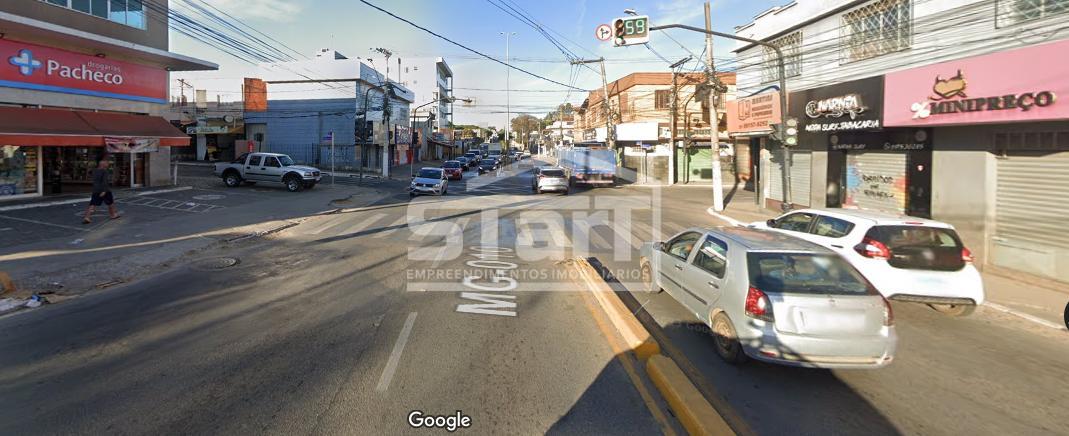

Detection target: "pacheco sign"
[1, 39, 167, 104]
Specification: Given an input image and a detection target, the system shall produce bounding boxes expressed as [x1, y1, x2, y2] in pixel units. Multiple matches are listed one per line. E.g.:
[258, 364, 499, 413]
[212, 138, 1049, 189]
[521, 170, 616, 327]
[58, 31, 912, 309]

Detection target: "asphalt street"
[1, 157, 1066, 435]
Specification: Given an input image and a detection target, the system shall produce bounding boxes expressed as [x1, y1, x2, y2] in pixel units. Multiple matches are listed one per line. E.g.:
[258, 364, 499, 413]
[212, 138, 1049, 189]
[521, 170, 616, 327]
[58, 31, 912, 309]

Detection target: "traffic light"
[611, 15, 650, 47]
[784, 117, 799, 147]
[614, 19, 625, 39]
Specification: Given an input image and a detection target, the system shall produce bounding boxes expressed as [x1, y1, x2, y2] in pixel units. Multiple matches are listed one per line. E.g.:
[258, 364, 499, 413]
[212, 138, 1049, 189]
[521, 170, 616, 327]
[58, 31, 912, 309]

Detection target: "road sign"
[612, 15, 650, 47]
[595, 24, 612, 41]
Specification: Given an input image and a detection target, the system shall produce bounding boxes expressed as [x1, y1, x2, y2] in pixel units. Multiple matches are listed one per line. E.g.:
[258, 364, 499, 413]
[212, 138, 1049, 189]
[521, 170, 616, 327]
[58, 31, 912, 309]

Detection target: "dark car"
[463, 152, 480, 165]
[456, 156, 471, 169]
[478, 157, 499, 174]
[443, 160, 463, 180]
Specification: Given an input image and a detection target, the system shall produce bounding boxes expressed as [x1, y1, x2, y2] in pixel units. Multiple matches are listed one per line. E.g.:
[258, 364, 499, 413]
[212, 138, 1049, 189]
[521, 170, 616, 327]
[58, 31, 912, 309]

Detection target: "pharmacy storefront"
[0, 38, 193, 200]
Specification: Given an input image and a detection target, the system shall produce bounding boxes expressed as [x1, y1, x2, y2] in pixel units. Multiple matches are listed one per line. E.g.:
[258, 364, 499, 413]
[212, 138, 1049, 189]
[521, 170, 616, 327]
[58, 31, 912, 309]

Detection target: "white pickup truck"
[214, 152, 322, 192]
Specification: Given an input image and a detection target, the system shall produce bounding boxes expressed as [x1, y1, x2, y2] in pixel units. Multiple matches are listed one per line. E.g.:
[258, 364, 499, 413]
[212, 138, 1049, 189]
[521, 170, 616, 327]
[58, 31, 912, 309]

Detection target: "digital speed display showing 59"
[612, 16, 650, 46]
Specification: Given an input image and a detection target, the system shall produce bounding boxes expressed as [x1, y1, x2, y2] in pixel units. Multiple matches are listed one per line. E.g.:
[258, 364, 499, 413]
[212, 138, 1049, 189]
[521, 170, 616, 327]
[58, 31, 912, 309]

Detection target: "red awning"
[0, 107, 190, 147]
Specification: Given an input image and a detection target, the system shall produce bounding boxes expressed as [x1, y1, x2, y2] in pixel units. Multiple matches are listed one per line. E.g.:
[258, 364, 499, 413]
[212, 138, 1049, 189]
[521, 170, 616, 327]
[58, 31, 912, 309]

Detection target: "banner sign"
[395, 126, 412, 145]
[789, 76, 884, 140]
[105, 137, 160, 153]
[727, 91, 782, 134]
[2, 39, 167, 103]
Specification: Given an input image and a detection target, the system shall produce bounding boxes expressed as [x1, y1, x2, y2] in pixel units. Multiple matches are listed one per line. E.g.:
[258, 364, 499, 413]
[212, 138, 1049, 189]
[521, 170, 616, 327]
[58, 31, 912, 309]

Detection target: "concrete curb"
[0, 186, 193, 212]
[648, 355, 735, 436]
[706, 207, 744, 227]
[571, 258, 735, 436]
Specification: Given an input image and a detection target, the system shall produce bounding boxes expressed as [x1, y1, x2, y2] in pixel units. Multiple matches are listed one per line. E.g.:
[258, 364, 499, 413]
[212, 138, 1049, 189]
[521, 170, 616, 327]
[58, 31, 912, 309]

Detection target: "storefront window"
[0, 146, 40, 196]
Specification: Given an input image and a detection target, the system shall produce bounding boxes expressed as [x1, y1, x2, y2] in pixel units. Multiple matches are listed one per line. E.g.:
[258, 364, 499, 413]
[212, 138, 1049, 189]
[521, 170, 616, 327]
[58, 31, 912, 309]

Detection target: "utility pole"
[570, 58, 615, 151]
[668, 56, 690, 185]
[558, 105, 564, 151]
[705, 2, 725, 212]
[501, 32, 516, 147]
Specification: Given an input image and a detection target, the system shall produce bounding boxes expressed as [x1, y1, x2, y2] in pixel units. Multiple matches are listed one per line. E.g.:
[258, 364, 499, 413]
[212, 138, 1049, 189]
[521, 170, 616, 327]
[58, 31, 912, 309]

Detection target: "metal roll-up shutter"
[844, 151, 907, 214]
[734, 141, 752, 182]
[996, 151, 1069, 252]
[769, 146, 811, 206]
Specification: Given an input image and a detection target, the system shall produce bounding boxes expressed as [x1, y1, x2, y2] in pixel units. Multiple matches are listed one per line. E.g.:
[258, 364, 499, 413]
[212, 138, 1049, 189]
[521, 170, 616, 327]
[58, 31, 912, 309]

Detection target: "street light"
[500, 31, 516, 148]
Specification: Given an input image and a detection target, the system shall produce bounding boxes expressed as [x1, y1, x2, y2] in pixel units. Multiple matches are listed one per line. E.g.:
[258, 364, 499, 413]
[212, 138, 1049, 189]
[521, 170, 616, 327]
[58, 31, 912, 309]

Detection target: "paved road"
[0, 158, 669, 435]
[3, 157, 1066, 435]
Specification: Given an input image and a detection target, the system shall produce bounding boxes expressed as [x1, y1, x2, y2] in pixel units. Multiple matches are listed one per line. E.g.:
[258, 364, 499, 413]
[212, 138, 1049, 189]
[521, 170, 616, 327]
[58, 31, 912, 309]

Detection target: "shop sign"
[395, 126, 412, 145]
[790, 76, 884, 137]
[828, 129, 931, 151]
[727, 91, 781, 134]
[885, 39, 1069, 127]
[105, 137, 160, 153]
[186, 125, 230, 135]
[1, 39, 167, 104]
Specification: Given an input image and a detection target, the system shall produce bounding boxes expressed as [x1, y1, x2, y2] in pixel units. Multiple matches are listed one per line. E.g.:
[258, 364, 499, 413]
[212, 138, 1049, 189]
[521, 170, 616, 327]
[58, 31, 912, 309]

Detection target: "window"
[693, 237, 729, 278]
[997, 0, 1069, 26]
[666, 232, 702, 260]
[248, 155, 262, 166]
[774, 212, 815, 232]
[812, 215, 855, 238]
[233, 153, 249, 164]
[654, 90, 672, 110]
[264, 157, 281, 168]
[747, 253, 876, 295]
[762, 31, 802, 83]
[840, 0, 912, 63]
[39, 0, 146, 29]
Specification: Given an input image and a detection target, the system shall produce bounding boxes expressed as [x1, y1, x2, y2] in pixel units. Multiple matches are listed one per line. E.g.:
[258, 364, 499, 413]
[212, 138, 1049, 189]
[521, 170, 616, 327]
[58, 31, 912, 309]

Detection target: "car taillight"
[744, 286, 774, 322]
[882, 298, 895, 326]
[854, 237, 891, 260]
[961, 247, 974, 263]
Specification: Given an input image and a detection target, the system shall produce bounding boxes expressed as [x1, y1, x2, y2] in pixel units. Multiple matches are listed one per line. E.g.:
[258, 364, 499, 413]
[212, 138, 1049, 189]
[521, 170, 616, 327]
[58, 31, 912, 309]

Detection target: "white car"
[410, 168, 448, 197]
[751, 209, 984, 316]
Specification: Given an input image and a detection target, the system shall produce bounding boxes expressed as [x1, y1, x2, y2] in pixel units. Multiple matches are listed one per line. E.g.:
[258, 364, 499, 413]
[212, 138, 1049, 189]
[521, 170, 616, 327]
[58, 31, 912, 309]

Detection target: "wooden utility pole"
[670, 72, 678, 184]
[705, 2, 725, 211]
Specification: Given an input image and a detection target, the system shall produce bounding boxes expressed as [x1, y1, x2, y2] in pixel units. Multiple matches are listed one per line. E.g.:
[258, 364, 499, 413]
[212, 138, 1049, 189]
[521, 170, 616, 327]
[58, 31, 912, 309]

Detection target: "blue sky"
[171, 0, 782, 127]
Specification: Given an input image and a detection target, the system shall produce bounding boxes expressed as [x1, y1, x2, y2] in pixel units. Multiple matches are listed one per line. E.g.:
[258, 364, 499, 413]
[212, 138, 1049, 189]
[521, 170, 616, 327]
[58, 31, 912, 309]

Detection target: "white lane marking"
[376, 312, 418, 393]
[0, 227, 12, 231]
[372, 216, 408, 238]
[0, 215, 89, 232]
[706, 206, 744, 226]
[589, 227, 614, 250]
[985, 302, 1067, 331]
[340, 213, 387, 235]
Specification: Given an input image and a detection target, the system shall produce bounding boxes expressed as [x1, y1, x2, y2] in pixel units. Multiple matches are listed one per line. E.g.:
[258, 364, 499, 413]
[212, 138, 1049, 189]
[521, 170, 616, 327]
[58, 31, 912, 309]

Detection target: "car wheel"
[223, 172, 241, 188]
[285, 175, 302, 192]
[711, 313, 748, 365]
[409, 191, 416, 198]
[928, 303, 977, 317]
[639, 261, 661, 294]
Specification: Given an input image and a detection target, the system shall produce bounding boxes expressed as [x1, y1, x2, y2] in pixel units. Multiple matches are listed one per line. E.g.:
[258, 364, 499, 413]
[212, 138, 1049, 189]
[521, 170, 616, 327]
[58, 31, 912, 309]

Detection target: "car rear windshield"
[541, 169, 565, 177]
[443, 161, 461, 168]
[748, 252, 876, 295]
[866, 226, 966, 271]
[418, 169, 442, 178]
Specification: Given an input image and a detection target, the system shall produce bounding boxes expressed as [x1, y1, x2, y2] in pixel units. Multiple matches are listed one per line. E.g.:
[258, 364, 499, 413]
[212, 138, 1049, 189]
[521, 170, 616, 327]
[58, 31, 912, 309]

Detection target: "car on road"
[639, 226, 897, 369]
[443, 160, 463, 180]
[750, 209, 984, 316]
[532, 167, 568, 195]
[522, 151, 531, 159]
[215, 152, 321, 192]
[456, 156, 471, 170]
[463, 152, 480, 166]
[478, 157, 500, 174]
[410, 167, 448, 197]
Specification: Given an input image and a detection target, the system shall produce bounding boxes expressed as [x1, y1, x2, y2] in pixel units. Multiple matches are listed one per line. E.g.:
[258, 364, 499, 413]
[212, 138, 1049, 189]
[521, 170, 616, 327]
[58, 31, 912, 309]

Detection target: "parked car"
[478, 157, 499, 174]
[532, 167, 568, 194]
[443, 160, 463, 180]
[750, 209, 984, 316]
[456, 156, 471, 169]
[410, 168, 448, 197]
[215, 152, 321, 192]
[639, 226, 896, 368]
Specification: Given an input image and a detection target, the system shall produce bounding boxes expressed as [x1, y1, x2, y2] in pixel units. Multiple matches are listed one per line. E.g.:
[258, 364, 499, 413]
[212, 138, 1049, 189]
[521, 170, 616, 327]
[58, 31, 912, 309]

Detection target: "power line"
[354, 0, 588, 92]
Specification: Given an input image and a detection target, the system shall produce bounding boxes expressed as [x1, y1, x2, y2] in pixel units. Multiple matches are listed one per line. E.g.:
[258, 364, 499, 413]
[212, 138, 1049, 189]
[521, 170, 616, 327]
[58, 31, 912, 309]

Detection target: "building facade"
[399, 57, 453, 161]
[731, 0, 1069, 281]
[242, 50, 414, 176]
[0, 1, 216, 200]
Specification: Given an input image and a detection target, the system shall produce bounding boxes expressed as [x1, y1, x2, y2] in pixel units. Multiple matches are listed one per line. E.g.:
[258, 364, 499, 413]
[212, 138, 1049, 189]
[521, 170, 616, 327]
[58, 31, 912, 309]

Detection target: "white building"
[399, 57, 454, 132]
[732, 0, 1069, 281]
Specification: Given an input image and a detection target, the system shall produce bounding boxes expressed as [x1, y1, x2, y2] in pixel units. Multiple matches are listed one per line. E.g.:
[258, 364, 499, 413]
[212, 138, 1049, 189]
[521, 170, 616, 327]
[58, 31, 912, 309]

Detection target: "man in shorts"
[82, 158, 120, 224]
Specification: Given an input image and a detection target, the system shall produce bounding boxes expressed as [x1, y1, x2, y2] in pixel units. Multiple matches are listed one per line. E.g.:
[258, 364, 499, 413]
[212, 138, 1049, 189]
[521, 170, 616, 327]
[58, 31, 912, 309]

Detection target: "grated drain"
[193, 256, 240, 271]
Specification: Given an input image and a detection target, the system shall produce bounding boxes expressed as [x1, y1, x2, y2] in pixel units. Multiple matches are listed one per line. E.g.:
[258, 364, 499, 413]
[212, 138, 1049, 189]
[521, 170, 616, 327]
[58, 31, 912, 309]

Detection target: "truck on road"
[215, 152, 322, 192]
[559, 146, 616, 187]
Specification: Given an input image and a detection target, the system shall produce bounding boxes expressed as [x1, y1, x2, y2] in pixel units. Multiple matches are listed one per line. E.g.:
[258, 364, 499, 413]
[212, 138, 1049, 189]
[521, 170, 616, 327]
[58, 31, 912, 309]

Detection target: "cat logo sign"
[931, 70, 967, 100]
[910, 69, 1056, 120]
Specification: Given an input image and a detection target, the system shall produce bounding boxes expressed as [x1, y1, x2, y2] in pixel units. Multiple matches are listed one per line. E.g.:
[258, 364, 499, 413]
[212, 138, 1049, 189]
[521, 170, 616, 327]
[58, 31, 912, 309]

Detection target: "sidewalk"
[703, 190, 1068, 331]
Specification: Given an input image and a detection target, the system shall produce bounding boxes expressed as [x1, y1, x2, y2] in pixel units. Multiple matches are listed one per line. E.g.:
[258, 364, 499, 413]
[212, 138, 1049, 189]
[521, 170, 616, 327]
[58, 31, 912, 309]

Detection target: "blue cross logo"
[9, 49, 42, 76]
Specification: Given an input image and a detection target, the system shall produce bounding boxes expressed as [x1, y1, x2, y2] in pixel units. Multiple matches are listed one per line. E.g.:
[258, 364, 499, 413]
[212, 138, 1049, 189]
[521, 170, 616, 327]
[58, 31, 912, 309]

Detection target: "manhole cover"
[192, 256, 240, 271]
[192, 194, 226, 201]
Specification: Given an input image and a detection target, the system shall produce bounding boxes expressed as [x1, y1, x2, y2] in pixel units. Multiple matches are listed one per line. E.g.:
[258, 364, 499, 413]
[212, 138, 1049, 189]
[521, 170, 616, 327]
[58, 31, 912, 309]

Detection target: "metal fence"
[261, 144, 367, 172]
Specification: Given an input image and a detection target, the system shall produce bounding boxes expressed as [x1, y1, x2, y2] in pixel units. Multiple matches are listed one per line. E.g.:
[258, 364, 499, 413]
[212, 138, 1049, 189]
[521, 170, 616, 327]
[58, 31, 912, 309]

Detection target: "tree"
[510, 114, 542, 142]
[543, 103, 575, 123]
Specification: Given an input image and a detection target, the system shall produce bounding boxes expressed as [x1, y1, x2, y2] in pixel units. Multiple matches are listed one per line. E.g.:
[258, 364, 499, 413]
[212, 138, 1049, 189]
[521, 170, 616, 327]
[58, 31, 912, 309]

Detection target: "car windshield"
[443, 161, 461, 168]
[747, 252, 876, 295]
[867, 225, 966, 271]
[418, 169, 442, 179]
[541, 169, 565, 177]
[277, 156, 295, 166]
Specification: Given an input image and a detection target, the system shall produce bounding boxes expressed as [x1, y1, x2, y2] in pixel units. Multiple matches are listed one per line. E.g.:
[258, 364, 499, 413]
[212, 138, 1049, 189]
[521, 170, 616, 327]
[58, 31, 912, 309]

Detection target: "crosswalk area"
[119, 196, 224, 213]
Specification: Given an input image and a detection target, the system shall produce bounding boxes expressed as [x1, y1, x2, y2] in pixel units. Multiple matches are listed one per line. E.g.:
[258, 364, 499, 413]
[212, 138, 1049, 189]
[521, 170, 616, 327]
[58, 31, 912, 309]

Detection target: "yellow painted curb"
[648, 355, 736, 436]
[0, 272, 14, 295]
[573, 258, 660, 360]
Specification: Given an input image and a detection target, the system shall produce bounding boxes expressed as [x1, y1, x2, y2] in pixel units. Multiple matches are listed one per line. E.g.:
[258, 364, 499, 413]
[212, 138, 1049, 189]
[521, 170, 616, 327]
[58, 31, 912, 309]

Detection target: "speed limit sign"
[595, 24, 612, 41]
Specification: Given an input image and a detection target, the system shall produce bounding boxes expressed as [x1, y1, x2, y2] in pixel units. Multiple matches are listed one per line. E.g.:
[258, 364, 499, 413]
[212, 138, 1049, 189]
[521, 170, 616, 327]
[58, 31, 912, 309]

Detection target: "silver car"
[410, 168, 448, 197]
[532, 167, 568, 194]
[639, 226, 897, 369]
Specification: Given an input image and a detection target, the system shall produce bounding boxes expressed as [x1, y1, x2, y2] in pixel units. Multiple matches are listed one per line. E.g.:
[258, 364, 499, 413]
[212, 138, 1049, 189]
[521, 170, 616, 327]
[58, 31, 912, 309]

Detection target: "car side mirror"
[654, 242, 665, 252]
[766, 219, 777, 228]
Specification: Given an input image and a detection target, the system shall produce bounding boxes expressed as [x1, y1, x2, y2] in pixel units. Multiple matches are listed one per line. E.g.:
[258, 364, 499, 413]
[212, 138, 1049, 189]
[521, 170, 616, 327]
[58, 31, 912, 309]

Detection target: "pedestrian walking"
[82, 158, 120, 224]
